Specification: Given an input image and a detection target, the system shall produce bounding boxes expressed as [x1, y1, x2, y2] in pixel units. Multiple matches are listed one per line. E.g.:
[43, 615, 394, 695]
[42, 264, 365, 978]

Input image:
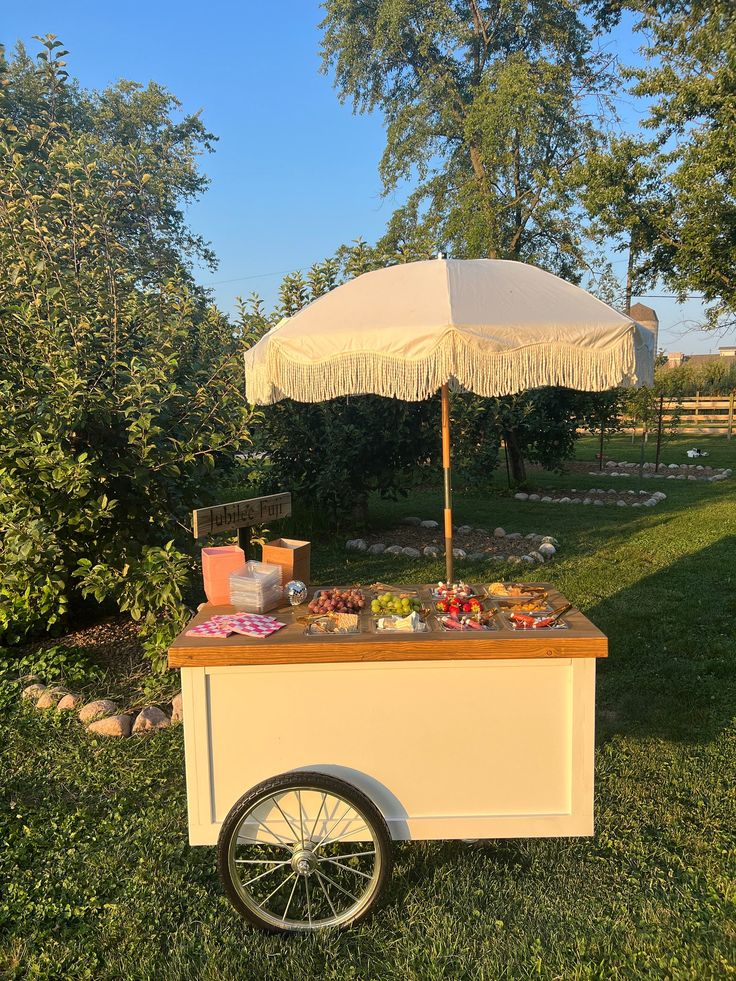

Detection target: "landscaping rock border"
[20, 682, 182, 739]
[514, 489, 666, 508]
[590, 460, 731, 482]
[347, 520, 561, 567]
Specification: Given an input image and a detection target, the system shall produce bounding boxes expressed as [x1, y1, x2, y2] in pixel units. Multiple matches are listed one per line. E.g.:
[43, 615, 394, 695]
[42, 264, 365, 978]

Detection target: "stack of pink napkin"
[186, 613, 286, 640]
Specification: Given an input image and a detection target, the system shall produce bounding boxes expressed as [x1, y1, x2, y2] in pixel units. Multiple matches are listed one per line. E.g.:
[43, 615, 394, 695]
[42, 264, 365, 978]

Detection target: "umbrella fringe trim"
[246, 330, 643, 404]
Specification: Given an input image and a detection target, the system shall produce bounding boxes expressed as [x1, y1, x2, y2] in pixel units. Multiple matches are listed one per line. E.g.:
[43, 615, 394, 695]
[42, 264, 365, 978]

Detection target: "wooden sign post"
[192, 492, 292, 558]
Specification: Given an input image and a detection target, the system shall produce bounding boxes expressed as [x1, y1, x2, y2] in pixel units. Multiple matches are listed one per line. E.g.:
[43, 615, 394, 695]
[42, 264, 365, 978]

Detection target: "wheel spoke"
[316, 824, 369, 849]
[281, 874, 300, 922]
[242, 863, 292, 888]
[316, 868, 361, 905]
[249, 812, 294, 847]
[236, 834, 292, 850]
[309, 792, 327, 841]
[317, 849, 375, 862]
[260, 870, 296, 907]
[305, 874, 312, 927]
[235, 858, 291, 866]
[323, 859, 373, 880]
[297, 790, 305, 846]
[271, 796, 301, 844]
[315, 870, 338, 918]
[314, 805, 355, 849]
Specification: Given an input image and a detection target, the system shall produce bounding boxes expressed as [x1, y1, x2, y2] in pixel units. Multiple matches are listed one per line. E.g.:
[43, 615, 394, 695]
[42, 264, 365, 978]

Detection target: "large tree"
[321, 0, 615, 276]
[630, 1, 736, 330]
[575, 135, 666, 314]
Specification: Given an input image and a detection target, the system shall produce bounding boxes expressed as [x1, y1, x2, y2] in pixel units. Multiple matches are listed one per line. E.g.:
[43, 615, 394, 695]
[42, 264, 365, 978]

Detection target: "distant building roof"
[663, 346, 736, 368]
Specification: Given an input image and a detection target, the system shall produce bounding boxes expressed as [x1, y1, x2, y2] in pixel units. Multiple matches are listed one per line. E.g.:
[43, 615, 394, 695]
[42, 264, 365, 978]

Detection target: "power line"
[205, 267, 307, 287]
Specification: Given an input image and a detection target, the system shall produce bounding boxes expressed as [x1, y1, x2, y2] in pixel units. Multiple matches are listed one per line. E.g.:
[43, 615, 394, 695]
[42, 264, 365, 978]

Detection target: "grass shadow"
[590, 535, 736, 745]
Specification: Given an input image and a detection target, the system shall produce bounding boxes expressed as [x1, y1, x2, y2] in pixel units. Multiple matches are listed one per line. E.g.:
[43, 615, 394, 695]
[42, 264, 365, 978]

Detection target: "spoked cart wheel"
[217, 771, 393, 932]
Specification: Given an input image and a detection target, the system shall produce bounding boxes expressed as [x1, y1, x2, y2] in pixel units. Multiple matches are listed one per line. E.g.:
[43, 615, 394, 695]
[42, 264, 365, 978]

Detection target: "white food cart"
[169, 582, 606, 932]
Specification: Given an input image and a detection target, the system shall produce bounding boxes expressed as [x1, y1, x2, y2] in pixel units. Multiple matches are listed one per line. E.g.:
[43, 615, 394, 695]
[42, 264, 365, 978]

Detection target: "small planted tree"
[0, 38, 257, 666]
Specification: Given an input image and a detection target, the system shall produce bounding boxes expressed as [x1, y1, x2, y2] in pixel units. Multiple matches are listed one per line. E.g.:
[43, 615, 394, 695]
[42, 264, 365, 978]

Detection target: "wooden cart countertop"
[168, 583, 607, 668]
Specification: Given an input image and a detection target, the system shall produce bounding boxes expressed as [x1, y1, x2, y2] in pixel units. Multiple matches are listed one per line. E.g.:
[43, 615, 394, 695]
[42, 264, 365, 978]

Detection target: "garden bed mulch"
[23, 615, 146, 677]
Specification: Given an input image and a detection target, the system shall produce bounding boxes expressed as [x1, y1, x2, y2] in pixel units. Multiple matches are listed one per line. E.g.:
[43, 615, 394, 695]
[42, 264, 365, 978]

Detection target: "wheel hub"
[291, 846, 317, 876]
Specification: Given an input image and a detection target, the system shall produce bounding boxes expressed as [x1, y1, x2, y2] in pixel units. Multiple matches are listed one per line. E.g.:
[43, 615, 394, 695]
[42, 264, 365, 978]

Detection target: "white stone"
[87, 714, 132, 738]
[56, 693, 81, 711]
[651, 492, 666, 501]
[540, 496, 553, 503]
[529, 551, 545, 563]
[133, 706, 170, 733]
[493, 527, 506, 538]
[402, 546, 421, 558]
[538, 543, 556, 557]
[35, 687, 67, 710]
[571, 498, 582, 504]
[506, 532, 522, 540]
[559, 497, 571, 504]
[520, 555, 535, 564]
[593, 500, 605, 506]
[348, 539, 368, 551]
[528, 494, 540, 501]
[616, 500, 627, 507]
[514, 493, 529, 501]
[367, 543, 386, 555]
[22, 683, 46, 702]
[452, 548, 467, 560]
[420, 520, 439, 529]
[385, 545, 404, 556]
[79, 699, 118, 723]
[583, 497, 592, 505]
[423, 545, 440, 558]
[456, 525, 473, 535]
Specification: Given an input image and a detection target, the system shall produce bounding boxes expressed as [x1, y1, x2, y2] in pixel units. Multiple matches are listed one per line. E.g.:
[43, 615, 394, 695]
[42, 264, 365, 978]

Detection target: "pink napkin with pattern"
[187, 613, 285, 639]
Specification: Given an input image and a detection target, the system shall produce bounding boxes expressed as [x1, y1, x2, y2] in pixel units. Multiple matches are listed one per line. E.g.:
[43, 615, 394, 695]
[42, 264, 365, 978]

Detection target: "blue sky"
[4, 1, 729, 354]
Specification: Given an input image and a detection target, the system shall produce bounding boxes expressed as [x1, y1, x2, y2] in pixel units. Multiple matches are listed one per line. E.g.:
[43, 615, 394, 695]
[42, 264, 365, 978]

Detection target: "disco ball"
[286, 580, 308, 606]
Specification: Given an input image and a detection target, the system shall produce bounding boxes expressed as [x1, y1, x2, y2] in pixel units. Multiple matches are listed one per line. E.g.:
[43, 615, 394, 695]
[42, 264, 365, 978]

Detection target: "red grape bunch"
[308, 587, 365, 615]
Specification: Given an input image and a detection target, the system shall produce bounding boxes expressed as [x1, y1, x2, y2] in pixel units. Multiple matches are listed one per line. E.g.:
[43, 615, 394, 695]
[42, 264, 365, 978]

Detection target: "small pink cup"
[201, 546, 245, 605]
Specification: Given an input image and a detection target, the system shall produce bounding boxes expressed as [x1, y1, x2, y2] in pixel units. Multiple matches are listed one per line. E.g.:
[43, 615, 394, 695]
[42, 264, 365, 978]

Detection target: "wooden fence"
[626, 392, 735, 439]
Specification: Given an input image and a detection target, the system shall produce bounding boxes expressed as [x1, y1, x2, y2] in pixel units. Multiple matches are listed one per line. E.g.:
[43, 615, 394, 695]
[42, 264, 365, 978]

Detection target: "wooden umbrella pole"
[441, 384, 453, 583]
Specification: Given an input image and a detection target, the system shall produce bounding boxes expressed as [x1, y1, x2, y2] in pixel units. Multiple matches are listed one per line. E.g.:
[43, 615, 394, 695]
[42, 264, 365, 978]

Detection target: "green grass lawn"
[2, 434, 735, 979]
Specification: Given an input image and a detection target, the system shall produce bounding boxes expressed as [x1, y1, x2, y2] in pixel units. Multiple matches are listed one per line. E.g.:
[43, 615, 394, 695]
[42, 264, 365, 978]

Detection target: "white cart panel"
[181, 657, 595, 846]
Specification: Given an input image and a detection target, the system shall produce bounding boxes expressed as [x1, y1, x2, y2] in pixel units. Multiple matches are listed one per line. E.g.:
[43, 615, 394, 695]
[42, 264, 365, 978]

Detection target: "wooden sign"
[192, 493, 292, 539]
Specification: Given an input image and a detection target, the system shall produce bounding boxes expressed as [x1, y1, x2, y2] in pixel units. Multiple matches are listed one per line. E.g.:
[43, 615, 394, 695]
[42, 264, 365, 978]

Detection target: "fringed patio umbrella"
[245, 258, 654, 581]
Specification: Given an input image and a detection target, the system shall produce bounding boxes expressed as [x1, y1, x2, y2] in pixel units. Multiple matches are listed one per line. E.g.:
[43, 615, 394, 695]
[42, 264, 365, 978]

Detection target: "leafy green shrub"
[0, 38, 258, 659]
[0, 643, 104, 686]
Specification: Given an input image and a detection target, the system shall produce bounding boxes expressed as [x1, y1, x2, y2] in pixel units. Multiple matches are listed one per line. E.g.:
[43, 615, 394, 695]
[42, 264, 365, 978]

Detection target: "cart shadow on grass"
[589, 534, 736, 746]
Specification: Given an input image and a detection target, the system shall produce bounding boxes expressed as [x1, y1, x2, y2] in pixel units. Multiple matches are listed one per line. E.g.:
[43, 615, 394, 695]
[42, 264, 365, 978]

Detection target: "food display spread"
[169, 581, 607, 667]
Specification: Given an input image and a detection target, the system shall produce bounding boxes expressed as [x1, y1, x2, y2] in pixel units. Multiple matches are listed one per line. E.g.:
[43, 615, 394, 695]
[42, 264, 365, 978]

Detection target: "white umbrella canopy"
[245, 259, 654, 580]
